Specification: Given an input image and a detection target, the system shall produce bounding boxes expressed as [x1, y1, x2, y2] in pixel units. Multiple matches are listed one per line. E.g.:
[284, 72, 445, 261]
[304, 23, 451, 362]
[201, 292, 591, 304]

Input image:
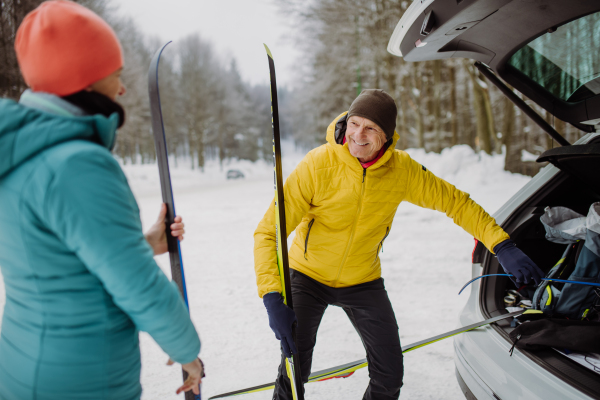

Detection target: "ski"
[148, 42, 201, 400]
[207, 310, 524, 399]
[264, 43, 304, 400]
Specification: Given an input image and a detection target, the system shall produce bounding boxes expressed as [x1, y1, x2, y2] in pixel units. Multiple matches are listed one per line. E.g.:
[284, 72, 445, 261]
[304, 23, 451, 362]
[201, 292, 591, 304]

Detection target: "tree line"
[1, 0, 288, 170]
[1, 0, 589, 175]
[276, 0, 588, 175]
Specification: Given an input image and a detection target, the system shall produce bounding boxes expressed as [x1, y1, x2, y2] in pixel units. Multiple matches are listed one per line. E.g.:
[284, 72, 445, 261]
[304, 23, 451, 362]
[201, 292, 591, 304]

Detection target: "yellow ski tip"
[264, 44, 273, 58]
[523, 309, 544, 314]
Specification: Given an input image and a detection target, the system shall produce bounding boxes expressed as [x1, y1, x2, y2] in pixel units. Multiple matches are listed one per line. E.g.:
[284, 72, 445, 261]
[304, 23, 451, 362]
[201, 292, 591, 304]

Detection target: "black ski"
[148, 42, 200, 400]
[207, 310, 524, 399]
[264, 44, 304, 400]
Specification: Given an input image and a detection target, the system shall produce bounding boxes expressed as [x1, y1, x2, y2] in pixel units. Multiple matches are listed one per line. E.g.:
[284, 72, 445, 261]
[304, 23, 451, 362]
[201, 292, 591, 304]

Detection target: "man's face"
[87, 67, 126, 100]
[345, 115, 387, 163]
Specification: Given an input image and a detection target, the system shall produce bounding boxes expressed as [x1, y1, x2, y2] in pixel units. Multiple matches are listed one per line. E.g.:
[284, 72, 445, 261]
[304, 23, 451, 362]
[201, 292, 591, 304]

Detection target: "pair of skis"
[148, 42, 301, 400]
[148, 42, 201, 400]
[146, 41, 296, 400]
[209, 310, 525, 398]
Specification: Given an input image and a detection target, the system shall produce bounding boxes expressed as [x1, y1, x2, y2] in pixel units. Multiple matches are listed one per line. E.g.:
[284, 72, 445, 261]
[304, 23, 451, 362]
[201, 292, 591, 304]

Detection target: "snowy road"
[0, 145, 531, 400]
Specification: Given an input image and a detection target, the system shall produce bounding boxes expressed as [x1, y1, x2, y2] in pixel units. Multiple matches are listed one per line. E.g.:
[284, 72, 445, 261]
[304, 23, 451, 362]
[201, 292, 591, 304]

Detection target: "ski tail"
[207, 310, 524, 399]
[265, 43, 304, 400]
[148, 42, 199, 400]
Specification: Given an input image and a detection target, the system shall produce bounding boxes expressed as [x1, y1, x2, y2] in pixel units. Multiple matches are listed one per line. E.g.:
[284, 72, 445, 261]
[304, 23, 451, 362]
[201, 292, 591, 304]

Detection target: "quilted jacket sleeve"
[44, 150, 201, 364]
[402, 154, 509, 253]
[254, 152, 316, 297]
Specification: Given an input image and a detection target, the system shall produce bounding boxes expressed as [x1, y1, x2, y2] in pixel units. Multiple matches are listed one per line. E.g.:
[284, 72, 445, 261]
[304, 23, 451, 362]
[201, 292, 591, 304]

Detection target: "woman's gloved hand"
[494, 239, 544, 285]
[263, 292, 297, 357]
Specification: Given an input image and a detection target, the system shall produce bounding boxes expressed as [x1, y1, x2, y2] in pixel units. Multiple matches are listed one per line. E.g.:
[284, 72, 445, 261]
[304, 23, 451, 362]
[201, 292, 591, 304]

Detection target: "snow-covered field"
[0, 144, 531, 399]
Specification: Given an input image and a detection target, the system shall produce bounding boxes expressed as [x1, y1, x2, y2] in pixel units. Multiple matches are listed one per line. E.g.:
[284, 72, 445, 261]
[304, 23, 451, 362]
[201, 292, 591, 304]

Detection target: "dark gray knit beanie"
[347, 89, 397, 140]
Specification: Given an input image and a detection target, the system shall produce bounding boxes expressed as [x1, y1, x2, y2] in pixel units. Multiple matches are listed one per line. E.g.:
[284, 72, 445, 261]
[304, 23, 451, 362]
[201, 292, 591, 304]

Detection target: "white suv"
[388, 1, 600, 399]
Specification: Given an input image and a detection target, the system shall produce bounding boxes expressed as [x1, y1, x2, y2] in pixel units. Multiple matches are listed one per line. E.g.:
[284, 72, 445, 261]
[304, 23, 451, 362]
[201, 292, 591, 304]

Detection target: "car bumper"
[454, 276, 593, 400]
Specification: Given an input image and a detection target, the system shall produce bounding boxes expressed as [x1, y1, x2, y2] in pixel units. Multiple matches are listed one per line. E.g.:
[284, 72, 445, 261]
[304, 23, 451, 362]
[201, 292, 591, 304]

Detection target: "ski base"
[208, 310, 524, 399]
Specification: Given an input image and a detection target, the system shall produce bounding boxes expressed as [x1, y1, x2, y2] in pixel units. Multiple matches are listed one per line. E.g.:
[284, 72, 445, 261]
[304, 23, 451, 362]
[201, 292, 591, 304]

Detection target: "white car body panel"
[455, 281, 594, 400]
[387, 0, 600, 396]
[455, 132, 600, 399]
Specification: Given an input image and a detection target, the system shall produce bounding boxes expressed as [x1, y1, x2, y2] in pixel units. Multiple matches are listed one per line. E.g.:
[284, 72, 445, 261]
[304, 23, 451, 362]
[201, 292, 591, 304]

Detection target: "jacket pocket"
[304, 218, 315, 260]
[374, 227, 390, 262]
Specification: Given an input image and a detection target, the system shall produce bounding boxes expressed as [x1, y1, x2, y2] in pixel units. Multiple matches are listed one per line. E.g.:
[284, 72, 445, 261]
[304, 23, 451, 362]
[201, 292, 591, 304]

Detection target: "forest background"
[1, 0, 588, 176]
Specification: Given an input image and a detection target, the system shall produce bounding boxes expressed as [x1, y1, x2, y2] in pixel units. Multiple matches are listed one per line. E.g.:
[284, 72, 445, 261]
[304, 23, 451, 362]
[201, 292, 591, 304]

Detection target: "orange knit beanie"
[15, 0, 123, 96]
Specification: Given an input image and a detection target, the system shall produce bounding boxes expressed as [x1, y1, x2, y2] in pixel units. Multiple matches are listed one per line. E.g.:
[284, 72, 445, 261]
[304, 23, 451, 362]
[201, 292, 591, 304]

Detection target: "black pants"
[273, 270, 403, 400]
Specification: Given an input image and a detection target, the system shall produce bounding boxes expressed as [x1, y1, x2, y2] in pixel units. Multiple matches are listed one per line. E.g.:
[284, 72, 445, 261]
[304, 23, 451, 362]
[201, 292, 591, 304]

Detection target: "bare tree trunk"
[460, 75, 476, 148]
[545, 110, 555, 150]
[433, 60, 442, 152]
[555, 117, 566, 146]
[483, 83, 497, 152]
[502, 96, 515, 171]
[1, 0, 45, 99]
[218, 105, 225, 171]
[464, 61, 493, 154]
[449, 64, 458, 147]
[385, 54, 397, 96]
[197, 124, 205, 172]
[399, 77, 409, 149]
[409, 63, 425, 148]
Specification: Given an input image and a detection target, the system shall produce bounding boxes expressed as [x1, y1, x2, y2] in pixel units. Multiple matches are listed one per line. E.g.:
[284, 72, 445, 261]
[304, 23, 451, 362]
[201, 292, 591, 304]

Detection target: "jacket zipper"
[333, 168, 366, 286]
[374, 226, 390, 262]
[304, 218, 315, 260]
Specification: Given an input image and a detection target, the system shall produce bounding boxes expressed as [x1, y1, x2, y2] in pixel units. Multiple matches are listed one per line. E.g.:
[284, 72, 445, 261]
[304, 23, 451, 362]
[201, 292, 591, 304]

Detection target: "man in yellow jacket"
[254, 89, 543, 400]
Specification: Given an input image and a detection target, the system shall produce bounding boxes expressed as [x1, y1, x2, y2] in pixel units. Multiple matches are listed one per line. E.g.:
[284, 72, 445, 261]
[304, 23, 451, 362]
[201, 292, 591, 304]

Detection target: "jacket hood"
[0, 98, 119, 179]
[325, 111, 400, 171]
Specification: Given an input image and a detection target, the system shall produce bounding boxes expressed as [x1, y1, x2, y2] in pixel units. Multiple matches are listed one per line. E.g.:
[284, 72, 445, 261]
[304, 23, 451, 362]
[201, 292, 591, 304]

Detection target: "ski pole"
[458, 274, 600, 295]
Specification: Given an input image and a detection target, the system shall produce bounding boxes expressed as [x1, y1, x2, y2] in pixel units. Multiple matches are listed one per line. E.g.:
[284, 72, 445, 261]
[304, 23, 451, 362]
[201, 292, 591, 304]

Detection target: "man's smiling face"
[345, 115, 387, 163]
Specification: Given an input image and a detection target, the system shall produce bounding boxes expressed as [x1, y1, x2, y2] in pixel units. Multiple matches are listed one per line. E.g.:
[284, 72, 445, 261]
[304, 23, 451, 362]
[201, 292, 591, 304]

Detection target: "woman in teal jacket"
[0, 2, 202, 399]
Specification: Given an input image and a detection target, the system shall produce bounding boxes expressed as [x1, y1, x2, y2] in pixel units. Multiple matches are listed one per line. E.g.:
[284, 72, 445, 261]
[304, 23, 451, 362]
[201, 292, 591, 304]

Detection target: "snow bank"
[121, 143, 528, 216]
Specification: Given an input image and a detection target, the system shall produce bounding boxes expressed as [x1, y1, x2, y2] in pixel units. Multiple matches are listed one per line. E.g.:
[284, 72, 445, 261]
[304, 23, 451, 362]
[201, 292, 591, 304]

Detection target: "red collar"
[342, 136, 387, 168]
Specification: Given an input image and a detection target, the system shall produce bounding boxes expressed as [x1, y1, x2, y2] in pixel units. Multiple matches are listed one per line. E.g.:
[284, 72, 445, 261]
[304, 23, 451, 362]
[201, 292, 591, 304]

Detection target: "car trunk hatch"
[388, 0, 600, 129]
[537, 143, 600, 195]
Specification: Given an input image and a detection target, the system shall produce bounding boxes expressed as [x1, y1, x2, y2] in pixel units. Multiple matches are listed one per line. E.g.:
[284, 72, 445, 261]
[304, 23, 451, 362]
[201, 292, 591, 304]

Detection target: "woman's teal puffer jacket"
[0, 97, 200, 400]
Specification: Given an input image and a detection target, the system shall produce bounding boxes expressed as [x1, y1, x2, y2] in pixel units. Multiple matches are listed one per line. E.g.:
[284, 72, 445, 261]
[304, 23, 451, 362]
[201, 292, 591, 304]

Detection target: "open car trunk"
[388, 0, 600, 396]
[473, 135, 600, 397]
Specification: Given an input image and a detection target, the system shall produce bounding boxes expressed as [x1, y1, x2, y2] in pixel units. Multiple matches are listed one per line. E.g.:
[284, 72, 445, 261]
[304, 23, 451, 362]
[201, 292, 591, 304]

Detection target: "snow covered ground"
[0, 144, 531, 399]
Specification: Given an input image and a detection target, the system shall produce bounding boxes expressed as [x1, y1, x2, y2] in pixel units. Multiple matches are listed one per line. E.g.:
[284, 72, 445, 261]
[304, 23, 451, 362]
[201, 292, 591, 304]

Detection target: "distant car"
[389, 1, 600, 399]
[226, 169, 245, 179]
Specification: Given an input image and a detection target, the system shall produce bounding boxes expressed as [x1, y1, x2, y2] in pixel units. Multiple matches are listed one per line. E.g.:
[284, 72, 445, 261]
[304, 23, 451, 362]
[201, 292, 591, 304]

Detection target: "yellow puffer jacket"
[254, 112, 509, 297]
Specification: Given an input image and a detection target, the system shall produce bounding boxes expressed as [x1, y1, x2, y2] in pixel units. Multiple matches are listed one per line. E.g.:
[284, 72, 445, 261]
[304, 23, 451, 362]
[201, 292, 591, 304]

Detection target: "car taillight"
[472, 239, 479, 263]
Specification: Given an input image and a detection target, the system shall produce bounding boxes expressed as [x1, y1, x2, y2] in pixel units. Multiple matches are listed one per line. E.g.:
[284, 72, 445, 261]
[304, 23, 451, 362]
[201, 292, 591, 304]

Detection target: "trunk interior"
[478, 135, 600, 398]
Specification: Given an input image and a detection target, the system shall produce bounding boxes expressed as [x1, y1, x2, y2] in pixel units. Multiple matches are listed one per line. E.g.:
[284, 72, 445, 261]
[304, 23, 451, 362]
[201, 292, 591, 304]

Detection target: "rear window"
[508, 11, 600, 103]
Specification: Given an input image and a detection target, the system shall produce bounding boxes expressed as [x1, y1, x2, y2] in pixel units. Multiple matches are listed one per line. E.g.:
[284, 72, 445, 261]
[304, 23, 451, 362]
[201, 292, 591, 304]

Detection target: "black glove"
[263, 292, 297, 357]
[494, 239, 544, 285]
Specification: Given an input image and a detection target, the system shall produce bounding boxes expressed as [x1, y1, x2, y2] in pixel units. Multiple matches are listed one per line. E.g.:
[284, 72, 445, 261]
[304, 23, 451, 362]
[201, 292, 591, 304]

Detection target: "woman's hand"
[144, 203, 185, 255]
[167, 358, 204, 395]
